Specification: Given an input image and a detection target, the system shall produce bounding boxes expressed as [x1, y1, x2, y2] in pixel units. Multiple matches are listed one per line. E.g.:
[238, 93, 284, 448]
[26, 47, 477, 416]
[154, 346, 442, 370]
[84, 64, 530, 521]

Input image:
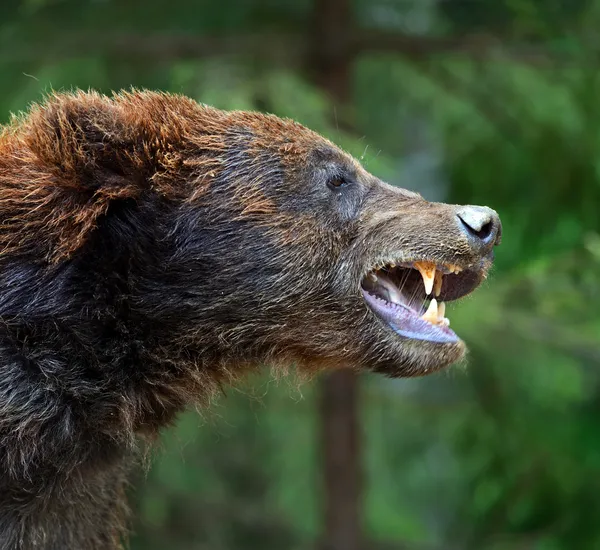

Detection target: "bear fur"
[0, 91, 498, 549]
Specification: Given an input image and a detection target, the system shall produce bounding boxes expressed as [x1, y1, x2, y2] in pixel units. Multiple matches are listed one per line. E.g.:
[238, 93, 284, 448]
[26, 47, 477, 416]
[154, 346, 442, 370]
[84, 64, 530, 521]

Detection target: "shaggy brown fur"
[0, 91, 500, 549]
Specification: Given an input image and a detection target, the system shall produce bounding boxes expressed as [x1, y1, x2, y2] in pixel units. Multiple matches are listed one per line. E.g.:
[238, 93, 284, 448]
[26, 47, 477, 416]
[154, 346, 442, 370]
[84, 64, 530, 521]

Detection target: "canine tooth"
[434, 270, 443, 297]
[438, 301, 445, 319]
[422, 298, 438, 324]
[414, 261, 436, 295]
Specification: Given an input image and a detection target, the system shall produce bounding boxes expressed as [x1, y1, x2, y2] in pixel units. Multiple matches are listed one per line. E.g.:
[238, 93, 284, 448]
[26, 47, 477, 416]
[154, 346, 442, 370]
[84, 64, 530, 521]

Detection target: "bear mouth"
[361, 260, 485, 344]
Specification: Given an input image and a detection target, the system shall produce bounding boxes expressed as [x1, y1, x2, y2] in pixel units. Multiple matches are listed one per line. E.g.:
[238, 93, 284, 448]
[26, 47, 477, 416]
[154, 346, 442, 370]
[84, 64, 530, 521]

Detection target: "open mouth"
[361, 260, 484, 344]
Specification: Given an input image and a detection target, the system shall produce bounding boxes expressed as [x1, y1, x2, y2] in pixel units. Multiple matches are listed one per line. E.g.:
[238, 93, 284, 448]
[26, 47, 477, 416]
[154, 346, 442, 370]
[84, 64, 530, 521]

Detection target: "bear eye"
[327, 176, 350, 190]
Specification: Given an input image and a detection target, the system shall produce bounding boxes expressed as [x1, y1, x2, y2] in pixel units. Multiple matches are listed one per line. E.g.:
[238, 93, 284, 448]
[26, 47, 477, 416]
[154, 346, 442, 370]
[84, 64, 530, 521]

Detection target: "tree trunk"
[320, 369, 362, 550]
[311, 1, 363, 549]
[311, 0, 352, 104]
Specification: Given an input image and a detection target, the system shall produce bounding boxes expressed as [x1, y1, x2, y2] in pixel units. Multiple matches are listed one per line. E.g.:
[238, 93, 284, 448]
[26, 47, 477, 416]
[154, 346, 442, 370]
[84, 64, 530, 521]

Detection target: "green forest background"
[3, 1, 600, 549]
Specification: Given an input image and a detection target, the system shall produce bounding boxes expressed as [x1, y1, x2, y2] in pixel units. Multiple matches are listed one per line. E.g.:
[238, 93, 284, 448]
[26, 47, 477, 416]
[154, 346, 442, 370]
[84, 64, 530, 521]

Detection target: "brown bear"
[0, 91, 501, 549]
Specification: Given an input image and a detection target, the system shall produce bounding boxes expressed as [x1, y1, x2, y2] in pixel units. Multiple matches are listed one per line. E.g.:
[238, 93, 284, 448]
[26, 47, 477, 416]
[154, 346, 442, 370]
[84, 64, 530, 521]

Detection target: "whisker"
[397, 269, 412, 294]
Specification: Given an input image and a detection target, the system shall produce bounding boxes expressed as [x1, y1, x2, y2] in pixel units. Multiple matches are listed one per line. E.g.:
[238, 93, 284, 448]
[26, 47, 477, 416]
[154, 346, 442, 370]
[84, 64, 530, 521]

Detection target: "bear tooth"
[434, 271, 443, 297]
[438, 301, 445, 319]
[422, 298, 438, 324]
[414, 261, 436, 295]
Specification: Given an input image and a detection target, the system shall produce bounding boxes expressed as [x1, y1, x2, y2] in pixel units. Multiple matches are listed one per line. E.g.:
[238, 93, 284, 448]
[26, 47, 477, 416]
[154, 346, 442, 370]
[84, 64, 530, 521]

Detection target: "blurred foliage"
[2, 0, 600, 549]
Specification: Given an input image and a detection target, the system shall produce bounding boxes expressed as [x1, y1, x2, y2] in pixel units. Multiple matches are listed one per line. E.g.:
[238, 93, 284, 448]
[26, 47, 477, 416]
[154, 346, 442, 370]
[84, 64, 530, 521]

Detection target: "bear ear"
[1, 90, 223, 263]
[1, 92, 152, 263]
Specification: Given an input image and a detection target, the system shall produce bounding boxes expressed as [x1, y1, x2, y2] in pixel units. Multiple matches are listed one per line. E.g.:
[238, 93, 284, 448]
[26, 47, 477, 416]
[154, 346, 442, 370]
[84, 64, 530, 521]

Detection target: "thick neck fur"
[0, 92, 330, 549]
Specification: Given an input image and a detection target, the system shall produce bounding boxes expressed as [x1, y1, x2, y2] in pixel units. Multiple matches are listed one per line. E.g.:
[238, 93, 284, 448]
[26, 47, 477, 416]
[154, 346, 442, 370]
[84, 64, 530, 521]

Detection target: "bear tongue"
[368, 272, 403, 306]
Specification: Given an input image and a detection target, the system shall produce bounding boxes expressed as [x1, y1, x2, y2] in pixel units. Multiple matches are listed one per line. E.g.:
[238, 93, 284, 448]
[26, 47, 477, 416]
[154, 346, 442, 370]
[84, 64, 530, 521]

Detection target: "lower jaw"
[371, 338, 466, 378]
[359, 289, 467, 376]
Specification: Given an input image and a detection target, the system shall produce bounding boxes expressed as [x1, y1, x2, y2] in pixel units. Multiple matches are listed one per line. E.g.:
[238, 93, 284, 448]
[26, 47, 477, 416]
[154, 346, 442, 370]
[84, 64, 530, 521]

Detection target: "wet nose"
[456, 205, 502, 254]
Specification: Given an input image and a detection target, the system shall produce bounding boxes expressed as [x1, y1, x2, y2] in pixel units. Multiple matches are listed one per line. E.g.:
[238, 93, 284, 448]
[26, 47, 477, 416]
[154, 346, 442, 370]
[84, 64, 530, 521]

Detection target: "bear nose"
[456, 205, 502, 254]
